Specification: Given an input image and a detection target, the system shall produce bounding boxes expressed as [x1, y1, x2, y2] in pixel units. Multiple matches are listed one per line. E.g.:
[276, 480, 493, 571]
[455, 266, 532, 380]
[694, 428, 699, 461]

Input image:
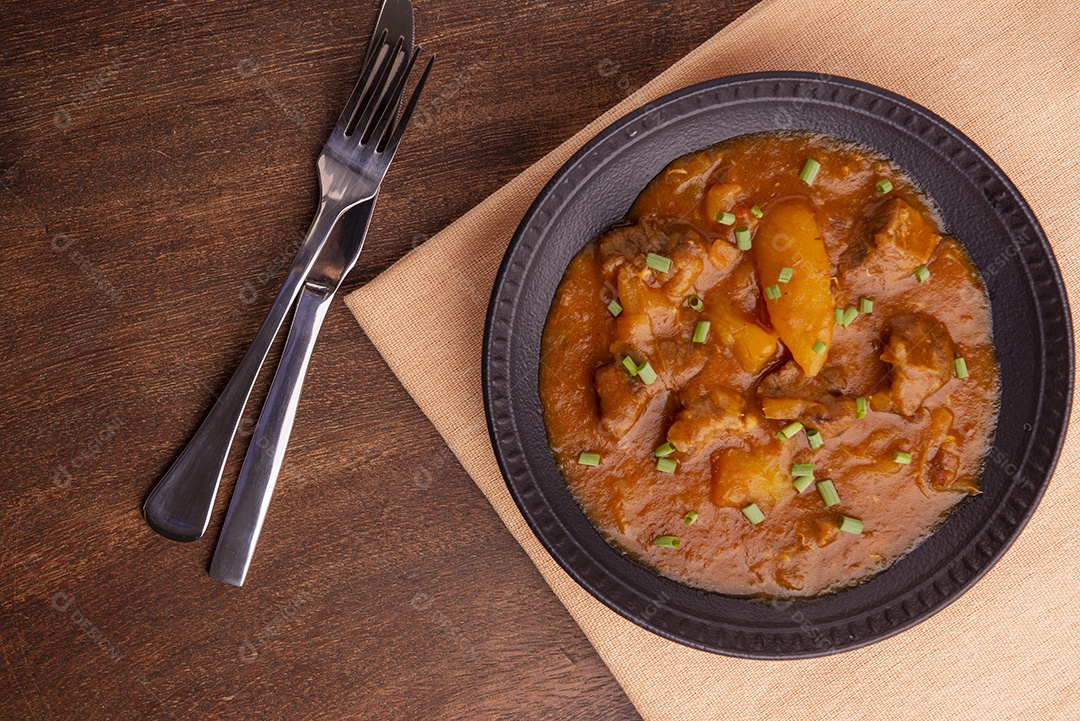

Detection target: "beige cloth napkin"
[346, 0, 1080, 717]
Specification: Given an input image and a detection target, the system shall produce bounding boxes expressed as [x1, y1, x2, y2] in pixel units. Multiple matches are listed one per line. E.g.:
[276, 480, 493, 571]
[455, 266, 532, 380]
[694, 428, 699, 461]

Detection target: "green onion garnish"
[607, 300, 623, 317]
[894, 450, 913, 465]
[622, 356, 639, 376]
[856, 396, 868, 419]
[646, 253, 673, 273]
[793, 475, 815, 493]
[735, 227, 752, 250]
[914, 265, 930, 283]
[683, 511, 698, 525]
[765, 284, 782, 300]
[791, 463, 815, 477]
[817, 479, 840, 507]
[841, 306, 858, 327]
[812, 340, 826, 355]
[751, 205, 763, 219]
[834, 307, 844, 325]
[654, 535, 680, 548]
[687, 295, 703, 311]
[806, 428, 823, 450]
[741, 503, 765, 525]
[776, 421, 804, 441]
[838, 516, 864, 534]
[778, 267, 794, 284]
[800, 158, 821, 186]
[860, 297, 874, 314]
[656, 457, 677, 474]
[637, 361, 657, 386]
[692, 321, 710, 344]
[716, 211, 736, 226]
[876, 179, 893, 195]
[577, 452, 601, 466]
[954, 357, 969, 379]
[654, 442, 677, 458]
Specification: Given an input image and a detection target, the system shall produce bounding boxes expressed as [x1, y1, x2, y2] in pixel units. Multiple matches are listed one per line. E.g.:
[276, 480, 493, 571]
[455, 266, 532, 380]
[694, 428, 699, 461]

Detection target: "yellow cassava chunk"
[752, 199, 834, 376]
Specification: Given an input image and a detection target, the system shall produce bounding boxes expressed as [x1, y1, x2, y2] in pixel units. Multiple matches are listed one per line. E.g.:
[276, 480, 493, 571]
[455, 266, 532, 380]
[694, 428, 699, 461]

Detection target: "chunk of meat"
[654, 339, 708, 388]
[666, 386, 752, 453]
[597, 218, 709, 297]
[841, 198, 941, 282]
[916, 406, 974, 493]
[752, 199, 835, 376]
[594, 363, 650, 439]
[756, 361, 858, 438]
[879, 314, 955, 416]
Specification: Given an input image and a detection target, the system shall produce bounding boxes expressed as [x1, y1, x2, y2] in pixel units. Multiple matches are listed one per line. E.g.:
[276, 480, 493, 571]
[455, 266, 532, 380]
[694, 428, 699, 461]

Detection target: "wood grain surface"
[0, 0, 758, 718]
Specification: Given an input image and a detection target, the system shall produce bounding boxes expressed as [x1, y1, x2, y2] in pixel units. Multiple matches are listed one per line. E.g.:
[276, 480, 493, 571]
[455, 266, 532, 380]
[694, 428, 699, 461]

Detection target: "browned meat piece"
[840, 198, 941, 282]
[594, 363, 650, 439]
[880, 314, 955, 416]
[666, 386, 750, 453]
[756, 361, 858, 438]
[596, 218, 709, 297]
[915, 407, 974, 493]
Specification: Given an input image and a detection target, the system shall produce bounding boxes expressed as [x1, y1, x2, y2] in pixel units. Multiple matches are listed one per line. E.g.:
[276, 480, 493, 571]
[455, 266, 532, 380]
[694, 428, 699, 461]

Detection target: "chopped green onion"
[622, 356, 639, 376]
[692, 320, 710, 344]
[778, 267, 794, 284]
[894, 450, 913, 465]
[776, 421, 804, 441]
[577, 452, 601, 466]
[654, 442, 677, 458]
[793, 475, 815, 493]
[687, 295, 704, 311]
[735, 227, 752, 250]
[607, 300, 623, 317]
[812, 340, 827, 355]
[841, 306, 858, 327]
[954, 357, 969, 379]
[817, 479, 840, 507]
[856, 396, 868, 419]
[914, 265, 930, 283]
[637, 361, 657, 386]
[800, 158, 821, 186]
[806, 428, 823, 450]
[751, 204, 764, 219]
[683, 511, 698, 525]
[654, 535, 680, 548]
[646, 253, 673, 273]
[741, 503, 765, 525]
[838, 516, 864, 534]
[876, 179, 893, 195]
[791, 463, 815, 477]
[834, 307, 844, 325]
[765, 284, 782, 300]
[656, 457, 677, 474]
[860, 297, 874, 314]
[716, 211, 736, 226]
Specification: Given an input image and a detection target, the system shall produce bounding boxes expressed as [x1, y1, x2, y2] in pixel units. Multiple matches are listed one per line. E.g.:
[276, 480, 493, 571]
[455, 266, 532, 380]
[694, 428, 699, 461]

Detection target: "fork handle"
[143, 200, 349, 542]
[209, 283, 333, 586]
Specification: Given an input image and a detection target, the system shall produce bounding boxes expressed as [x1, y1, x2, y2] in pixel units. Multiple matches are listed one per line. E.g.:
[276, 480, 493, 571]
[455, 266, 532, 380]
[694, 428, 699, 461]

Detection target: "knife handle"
[209, 284, 332, 586]
[142, 201, 344, 542]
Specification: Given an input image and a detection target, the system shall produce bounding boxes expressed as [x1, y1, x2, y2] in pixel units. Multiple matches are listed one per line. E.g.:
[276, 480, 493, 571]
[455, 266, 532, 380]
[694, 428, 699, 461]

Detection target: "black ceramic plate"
[482, 73, 1072, 658]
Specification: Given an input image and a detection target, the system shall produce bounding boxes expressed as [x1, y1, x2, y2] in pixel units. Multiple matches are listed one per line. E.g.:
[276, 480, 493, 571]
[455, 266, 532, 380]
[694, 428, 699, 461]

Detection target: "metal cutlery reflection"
[209, 43, 434, 586]
[143, 0, 414, 543]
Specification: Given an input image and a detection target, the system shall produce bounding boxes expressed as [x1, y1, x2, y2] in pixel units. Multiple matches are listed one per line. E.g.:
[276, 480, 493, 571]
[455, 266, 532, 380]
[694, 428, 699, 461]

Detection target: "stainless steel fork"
[209, 43, 433, 586]
[144, 13, 413, 543]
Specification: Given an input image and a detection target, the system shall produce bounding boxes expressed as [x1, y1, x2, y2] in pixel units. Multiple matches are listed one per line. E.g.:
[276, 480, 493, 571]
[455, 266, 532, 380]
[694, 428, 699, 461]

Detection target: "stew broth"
[538, 131, 1000, 597]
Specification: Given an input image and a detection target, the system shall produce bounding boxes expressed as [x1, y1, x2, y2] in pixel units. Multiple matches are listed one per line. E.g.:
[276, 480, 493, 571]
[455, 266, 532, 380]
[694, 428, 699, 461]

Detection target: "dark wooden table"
[0, 1, 757, 717]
